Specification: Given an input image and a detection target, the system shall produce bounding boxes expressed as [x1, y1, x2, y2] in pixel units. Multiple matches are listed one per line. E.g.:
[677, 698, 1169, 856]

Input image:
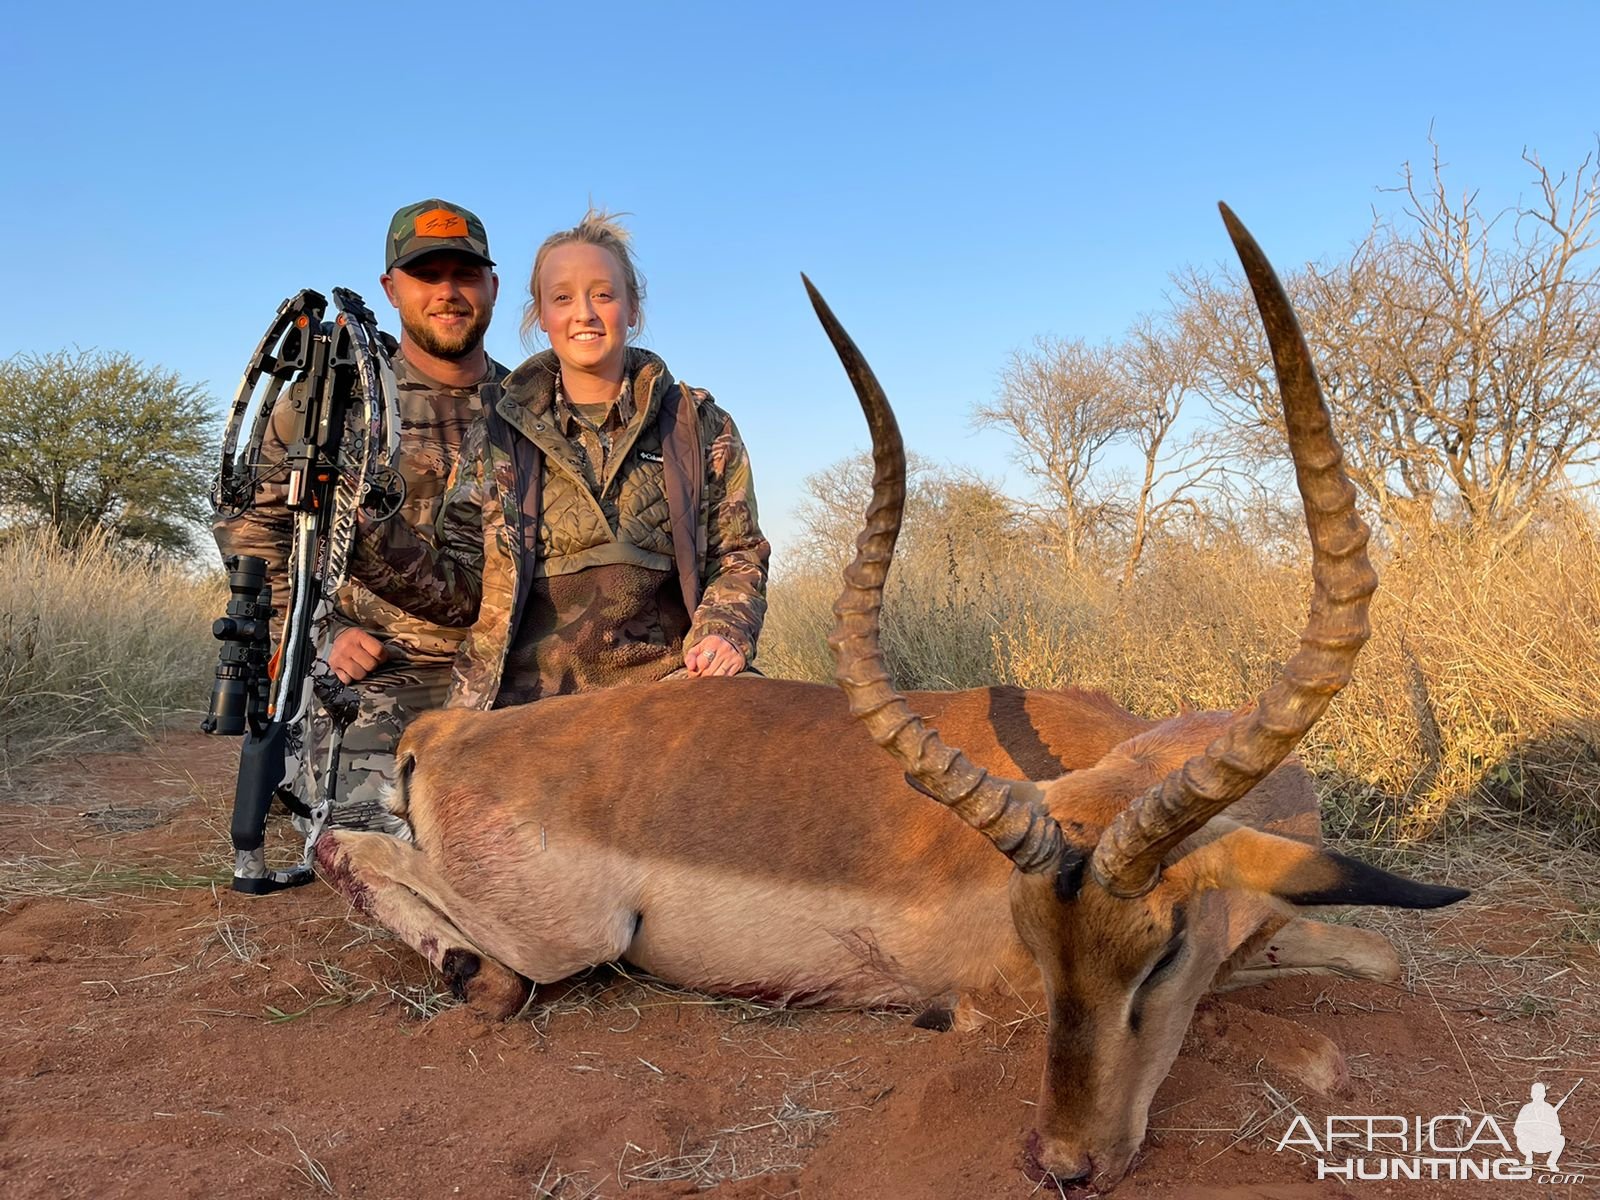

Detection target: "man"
[1514, 1082, 1568, 1169]
[215, 198, 508, 830]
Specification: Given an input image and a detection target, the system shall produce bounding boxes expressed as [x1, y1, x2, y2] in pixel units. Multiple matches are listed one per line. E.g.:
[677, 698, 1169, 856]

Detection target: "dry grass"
[615, 1060, 884, 1190]
[520, 963, 907, 1043]
[9, 493, 1594, 850]
[0, 854, 226, 904]
[532, 1157, 603, 1199]
[760, 507, 1600, 849]
[247, 1125, 336, 1196]
[0, 531, 224, 776]
[1356, 827, 1600, 1067]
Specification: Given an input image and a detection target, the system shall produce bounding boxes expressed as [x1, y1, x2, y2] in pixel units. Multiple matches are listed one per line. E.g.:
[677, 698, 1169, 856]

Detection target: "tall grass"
[6, 510, 1596, 849]
[0, 532, 225, 774]
[759, 509, 1600, 848]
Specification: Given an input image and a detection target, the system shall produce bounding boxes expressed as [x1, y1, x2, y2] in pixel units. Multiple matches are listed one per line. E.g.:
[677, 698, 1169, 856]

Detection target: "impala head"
[1006, 793, 1463, 1186]
[808, 204, 1468, 1191]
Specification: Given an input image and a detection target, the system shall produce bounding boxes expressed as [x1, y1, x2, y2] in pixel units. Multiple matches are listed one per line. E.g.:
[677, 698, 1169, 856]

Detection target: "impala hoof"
[440, 947, 532, 1020]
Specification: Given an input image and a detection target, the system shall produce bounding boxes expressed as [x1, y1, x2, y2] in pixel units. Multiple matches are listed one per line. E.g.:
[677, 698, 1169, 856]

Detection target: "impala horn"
[808, 275, 1063, 874]
[1089, 204, 1378, 899]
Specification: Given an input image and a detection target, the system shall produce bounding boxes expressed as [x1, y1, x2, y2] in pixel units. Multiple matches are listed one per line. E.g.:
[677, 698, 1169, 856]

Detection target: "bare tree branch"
[1180, 135, 1600, 543]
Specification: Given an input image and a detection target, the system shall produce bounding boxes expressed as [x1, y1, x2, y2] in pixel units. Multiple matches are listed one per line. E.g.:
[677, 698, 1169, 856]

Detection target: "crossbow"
[202, 288, 406, 894]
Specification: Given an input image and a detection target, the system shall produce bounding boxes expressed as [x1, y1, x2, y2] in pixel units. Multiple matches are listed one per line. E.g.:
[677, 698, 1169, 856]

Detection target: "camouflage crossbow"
[202, 288, 406, 894]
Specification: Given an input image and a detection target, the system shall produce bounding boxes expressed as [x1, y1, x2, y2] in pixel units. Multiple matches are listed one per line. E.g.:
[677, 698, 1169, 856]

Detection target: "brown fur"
[318, 675, 1443, 1192]
[320, 679, 1287, 1005]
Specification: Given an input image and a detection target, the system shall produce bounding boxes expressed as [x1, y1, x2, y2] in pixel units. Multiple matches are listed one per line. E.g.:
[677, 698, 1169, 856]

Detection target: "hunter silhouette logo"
[415, 209, 469, 238]
[1515, 1080, 1580, 1169]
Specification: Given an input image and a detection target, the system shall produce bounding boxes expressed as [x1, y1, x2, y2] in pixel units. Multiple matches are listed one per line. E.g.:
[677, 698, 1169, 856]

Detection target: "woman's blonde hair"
[521, 208, 647, 344]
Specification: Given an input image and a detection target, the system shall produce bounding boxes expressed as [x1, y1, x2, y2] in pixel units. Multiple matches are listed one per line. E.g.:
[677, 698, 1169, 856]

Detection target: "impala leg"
[316, 831, 532, 1019]
[1217, 915, 1401, 990]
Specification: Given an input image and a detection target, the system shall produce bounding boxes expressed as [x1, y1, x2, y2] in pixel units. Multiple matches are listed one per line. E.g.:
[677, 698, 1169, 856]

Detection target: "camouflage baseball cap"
[385, 198, 495, 272]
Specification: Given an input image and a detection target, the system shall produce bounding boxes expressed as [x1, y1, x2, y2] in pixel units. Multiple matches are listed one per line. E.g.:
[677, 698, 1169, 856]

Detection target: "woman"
[351, 210, 769, 710]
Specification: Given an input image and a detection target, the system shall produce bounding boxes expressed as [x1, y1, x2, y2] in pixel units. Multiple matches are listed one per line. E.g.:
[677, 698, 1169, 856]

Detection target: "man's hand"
[327, 628, 388, 684]
[684, 634, 745, 678]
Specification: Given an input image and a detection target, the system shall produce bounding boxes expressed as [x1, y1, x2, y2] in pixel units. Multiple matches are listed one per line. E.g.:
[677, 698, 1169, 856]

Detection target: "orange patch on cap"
[415, 208, 469, 238]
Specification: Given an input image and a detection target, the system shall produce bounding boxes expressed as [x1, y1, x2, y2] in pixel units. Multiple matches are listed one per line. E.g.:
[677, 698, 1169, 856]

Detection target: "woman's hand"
[684, 635, 745, 677]
[327, 628, 388, 684]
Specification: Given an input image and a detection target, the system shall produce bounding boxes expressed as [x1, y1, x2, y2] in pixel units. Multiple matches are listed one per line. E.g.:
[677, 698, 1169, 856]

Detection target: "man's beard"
[403, 307, 491, 361]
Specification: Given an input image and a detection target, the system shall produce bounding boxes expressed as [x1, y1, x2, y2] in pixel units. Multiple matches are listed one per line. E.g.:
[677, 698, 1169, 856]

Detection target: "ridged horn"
[807, 275, 1063, 874]
[1089, 204, 1378, 899]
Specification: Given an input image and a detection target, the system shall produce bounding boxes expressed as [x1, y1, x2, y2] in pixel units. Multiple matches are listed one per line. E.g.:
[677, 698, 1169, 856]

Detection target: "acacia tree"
[973, 336, 1131, 567]
[792, 450, 1022, 574]
[965, 320, 1234, 581]
[1114, 314, 1239, 584]
[0, 349, 218, 555]
[791, 450, 935, 574]
[1183, 137, 1600, 543]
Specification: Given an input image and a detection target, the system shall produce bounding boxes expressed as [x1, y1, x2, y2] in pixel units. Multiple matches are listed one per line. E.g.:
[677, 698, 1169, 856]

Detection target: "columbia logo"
[638, 450, 663, 463]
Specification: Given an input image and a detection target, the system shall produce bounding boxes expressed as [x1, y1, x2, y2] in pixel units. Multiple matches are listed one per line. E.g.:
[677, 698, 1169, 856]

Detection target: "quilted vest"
[487, 373, 705, 641]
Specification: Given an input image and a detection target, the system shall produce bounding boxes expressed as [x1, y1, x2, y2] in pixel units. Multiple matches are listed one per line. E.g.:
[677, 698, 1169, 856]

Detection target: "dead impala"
[317, 205, 1467, 1192]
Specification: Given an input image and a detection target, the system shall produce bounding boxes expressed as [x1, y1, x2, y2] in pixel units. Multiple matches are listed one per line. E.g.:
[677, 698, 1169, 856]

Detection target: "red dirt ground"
[2, 730, 1596, 1199]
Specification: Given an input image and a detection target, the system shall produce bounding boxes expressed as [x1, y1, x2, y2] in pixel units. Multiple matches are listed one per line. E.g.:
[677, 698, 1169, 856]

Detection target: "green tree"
[0, 349, 218, 555]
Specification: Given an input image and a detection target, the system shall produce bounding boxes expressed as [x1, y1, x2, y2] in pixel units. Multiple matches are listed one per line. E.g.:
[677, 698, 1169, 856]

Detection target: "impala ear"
[1177, 826, 1470, 910]
[1277, 847, 1470, 909]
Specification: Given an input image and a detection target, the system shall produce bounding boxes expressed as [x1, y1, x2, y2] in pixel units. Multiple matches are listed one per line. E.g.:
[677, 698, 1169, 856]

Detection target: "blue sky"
[5, 2, 1597, 563]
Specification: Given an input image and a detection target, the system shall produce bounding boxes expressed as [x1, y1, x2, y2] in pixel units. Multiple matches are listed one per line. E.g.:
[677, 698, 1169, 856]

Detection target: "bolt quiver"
[203, 288, 407, 894]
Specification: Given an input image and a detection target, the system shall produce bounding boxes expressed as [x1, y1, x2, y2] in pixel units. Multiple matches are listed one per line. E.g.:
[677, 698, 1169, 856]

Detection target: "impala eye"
[1129, 934, 1187, 1032]
[1141, 935, 1186, 989]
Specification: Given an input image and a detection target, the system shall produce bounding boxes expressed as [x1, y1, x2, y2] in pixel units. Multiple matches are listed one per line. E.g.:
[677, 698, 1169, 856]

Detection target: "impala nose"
[1023, 1130, 1091, 1186]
